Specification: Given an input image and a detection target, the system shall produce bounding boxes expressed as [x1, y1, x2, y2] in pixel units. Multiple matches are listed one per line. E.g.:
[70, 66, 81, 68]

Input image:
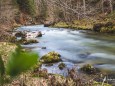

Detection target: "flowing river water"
[18, 25, 115, 79]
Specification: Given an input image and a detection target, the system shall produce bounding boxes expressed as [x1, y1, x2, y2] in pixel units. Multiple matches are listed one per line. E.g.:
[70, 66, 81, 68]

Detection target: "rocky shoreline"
[0, 25, 114, 86]
[10, 27, 114, 85]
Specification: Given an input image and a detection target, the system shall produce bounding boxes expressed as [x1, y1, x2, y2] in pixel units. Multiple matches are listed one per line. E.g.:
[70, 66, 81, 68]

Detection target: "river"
[17, 25, 115, 74]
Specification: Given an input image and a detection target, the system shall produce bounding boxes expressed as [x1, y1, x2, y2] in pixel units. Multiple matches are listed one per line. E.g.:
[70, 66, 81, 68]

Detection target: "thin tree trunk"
[102, 0, 104, 13]
[77, 0, 80, 20]
[109, 0, 113, 13]
[83, 0, 86, 17]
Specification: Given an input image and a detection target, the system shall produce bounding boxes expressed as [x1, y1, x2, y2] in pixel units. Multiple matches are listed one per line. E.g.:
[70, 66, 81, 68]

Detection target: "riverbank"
[0, 42, 111, 86]
[10, 25, 115, 85]
[0, 26, 114, 86]
[51, 16, 115, 33]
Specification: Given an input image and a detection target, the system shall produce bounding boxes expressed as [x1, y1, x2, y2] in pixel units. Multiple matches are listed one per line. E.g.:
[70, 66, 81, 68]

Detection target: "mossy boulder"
[80, 64, 98, 74]
[23, 39, 39, 45]
[40, 51, 62, 63]
[54, 22, 70, 28]
[58, 62, 66, 70]
[17, 38, 39, 45]
[93, 22, 115, 33]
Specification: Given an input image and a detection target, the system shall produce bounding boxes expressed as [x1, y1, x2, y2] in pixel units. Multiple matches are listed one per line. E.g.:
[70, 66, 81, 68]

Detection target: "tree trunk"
[109, 0, 113, 13]
[102, 0, 104, 13]
[83, 0, 86, 17]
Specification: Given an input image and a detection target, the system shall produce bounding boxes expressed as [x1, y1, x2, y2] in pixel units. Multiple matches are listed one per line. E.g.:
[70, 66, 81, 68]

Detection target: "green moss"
[54, 22, 70, 28]
[23, 39, 39, 45]
[58, 62, 66, 70]
[40, 51, 62, 63]
[93, 81, 112, 86]
[80, 64, 97, 74]
[17, 39, 39, 45]
[54, 20, 93, 30]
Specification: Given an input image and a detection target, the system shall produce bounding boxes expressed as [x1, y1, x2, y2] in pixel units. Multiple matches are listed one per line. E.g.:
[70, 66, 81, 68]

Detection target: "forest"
[0, 0, 115, 86]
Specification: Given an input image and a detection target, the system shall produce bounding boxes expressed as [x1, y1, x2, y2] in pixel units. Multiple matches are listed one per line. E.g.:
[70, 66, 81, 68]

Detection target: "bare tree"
[109, 0, 113, 13]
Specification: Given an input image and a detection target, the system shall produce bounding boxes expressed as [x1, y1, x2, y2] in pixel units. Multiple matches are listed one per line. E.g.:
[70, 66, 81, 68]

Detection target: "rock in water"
[40, 51, 62, 63]
[37, 31, 42, 37]
[80, 64, 99, 74]
[58, 62, 66, 70]
[41, 47, 46, 49]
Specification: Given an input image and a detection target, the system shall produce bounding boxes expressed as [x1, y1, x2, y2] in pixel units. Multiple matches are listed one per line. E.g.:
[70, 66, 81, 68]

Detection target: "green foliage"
[16, 0, 36, 16]
[6, 47, 38, 77]
[0, 55, 5, 85]
[107, 11, 115, 20]
[0, 55, 5, 77]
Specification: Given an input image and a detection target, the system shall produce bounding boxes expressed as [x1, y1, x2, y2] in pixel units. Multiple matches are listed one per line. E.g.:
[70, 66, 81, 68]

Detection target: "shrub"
[6, 47, 38, 77]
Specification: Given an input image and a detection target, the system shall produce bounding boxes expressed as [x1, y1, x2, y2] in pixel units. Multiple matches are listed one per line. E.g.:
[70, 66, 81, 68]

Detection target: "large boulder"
[40, 51, 62, 63]
[44, 21, 55, 27]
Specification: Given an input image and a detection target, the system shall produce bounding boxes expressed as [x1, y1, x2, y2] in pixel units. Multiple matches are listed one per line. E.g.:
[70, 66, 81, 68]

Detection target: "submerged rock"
[80, 64, 98, 74]
[40, 51, 62, 63]
[58, 62, 66, 70]
[41, 47, 46, 49]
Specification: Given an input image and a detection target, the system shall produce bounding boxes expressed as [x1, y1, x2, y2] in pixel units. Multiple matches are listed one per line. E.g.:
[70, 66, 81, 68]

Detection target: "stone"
[23, 39, 39, 45]
[41, 47, 46, 49]
[58, 62, 66, 70]
[37, 31, 42, 37]
[15, 31, 25, 37]
[40, 51, 62, 63]
[80, 64, 98, 74]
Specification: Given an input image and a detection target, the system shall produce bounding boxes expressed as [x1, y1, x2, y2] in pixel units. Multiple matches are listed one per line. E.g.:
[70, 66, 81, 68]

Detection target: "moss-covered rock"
[17, 38, 39, 45]
[54, 22, 70, 28]
[58, 62, 66, 70]
[23, 39, 39, 45]
[80, 64, 98, 74]
[32, 68, 48, 78]
[40, 51, 62, 63]
[93, 22, 115, 33]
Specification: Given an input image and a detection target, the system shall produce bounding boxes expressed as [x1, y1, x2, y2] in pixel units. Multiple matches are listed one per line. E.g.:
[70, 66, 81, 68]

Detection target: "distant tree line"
[35, 0, 115, 22]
